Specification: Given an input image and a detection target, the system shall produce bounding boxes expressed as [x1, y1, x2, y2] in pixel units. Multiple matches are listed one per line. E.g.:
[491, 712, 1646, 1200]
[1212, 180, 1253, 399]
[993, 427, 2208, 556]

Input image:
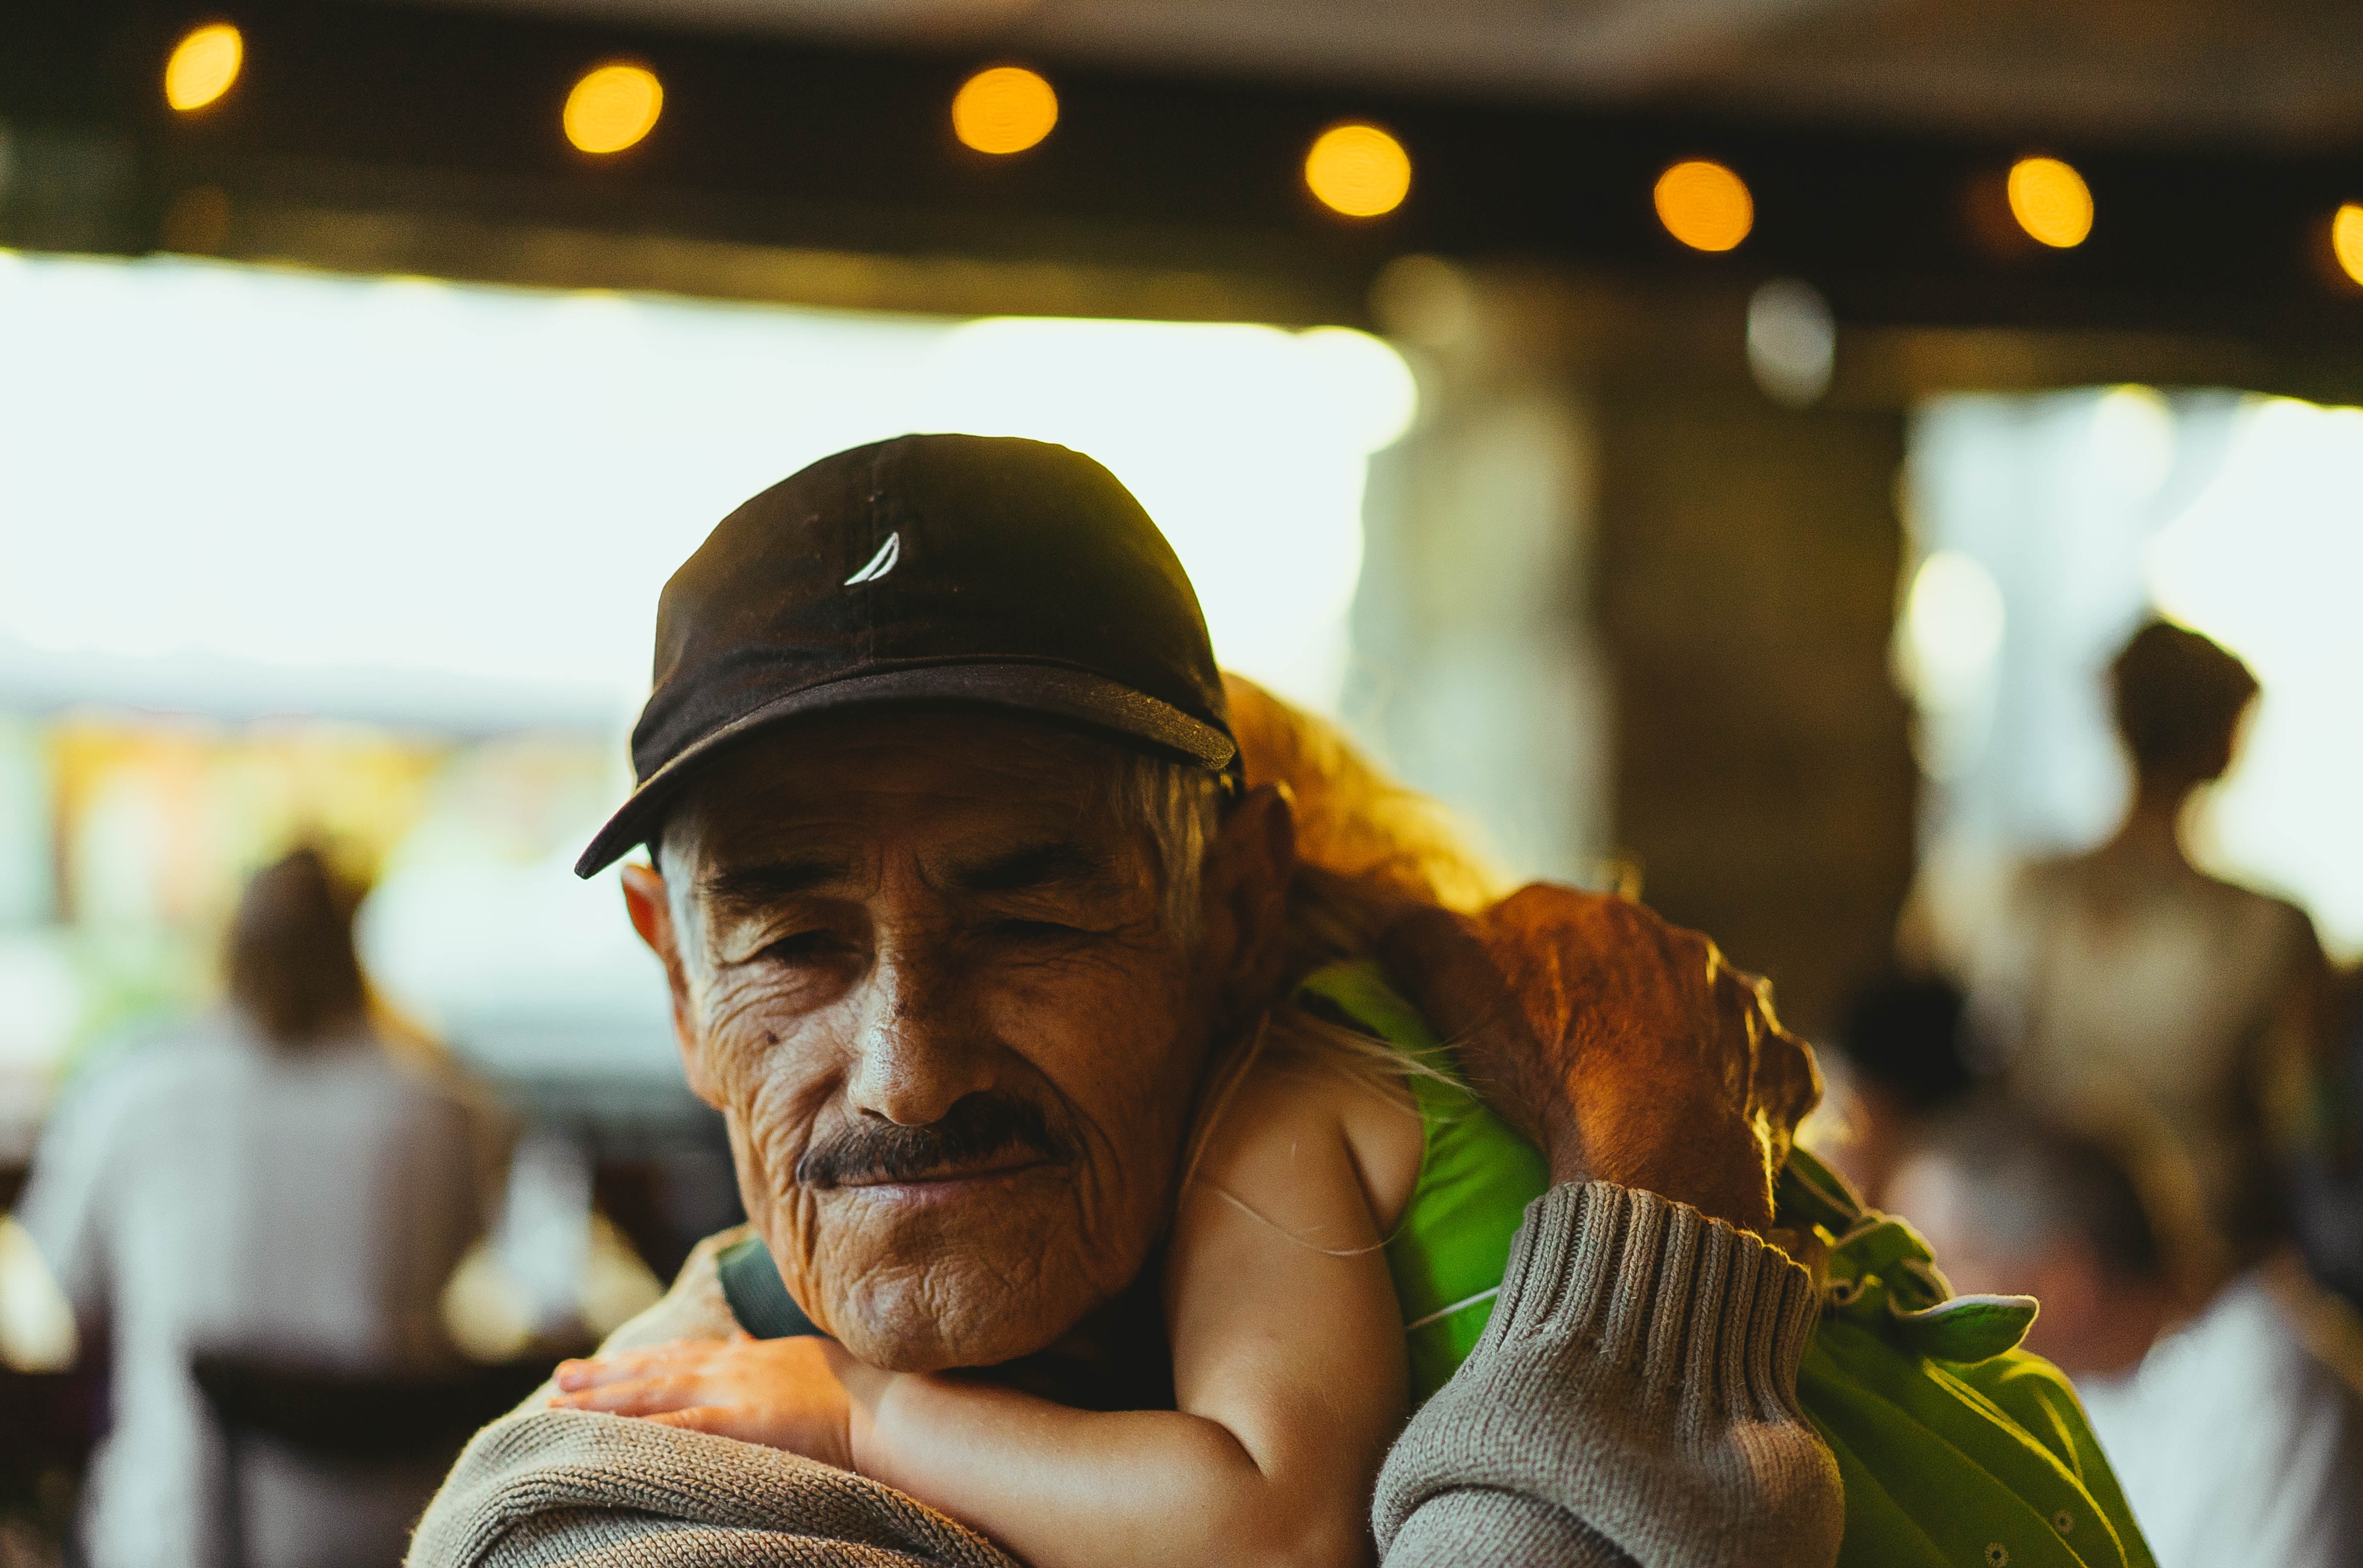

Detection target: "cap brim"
[574, 661, 1237, 877]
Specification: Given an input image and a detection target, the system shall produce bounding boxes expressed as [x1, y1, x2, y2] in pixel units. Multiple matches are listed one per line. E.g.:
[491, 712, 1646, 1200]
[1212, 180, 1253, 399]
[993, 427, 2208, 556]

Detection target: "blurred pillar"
[1352, 260, 1609, 887]
[1360, 261, 1915, 1036]
[1594, 347, 1915, 1036]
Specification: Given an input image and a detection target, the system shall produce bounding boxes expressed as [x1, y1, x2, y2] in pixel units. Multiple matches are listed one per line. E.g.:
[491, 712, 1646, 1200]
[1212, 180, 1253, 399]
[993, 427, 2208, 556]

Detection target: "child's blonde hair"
[1225, 670, 1507, 913]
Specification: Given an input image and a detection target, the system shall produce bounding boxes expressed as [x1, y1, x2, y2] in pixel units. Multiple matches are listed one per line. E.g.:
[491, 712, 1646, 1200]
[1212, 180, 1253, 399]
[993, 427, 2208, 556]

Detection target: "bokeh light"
[1304, 124, 1411, 218]
[1653, 160, 1753, 252]
[1896, 548, 2007, 783]
[2006, 156, 2093, 248]
[0, 1215, 77, 1371]
[164, 23, 243, 113]
[952, 66, 1058, 156]
[1747, 279, 1834, 407]
[1904, 551, 2006, 693]
[564, 64, 663, 155]
[2332, 203, 2363, 287]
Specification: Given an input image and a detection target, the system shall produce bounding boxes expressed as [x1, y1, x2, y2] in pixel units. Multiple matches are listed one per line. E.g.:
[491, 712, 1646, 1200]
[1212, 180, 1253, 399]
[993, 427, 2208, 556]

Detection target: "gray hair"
[1102, 749, 1225, 946]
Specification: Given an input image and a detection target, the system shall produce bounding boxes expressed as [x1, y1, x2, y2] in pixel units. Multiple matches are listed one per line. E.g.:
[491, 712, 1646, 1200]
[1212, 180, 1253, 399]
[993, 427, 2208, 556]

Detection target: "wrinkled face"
[623, 709, 1285, 1372]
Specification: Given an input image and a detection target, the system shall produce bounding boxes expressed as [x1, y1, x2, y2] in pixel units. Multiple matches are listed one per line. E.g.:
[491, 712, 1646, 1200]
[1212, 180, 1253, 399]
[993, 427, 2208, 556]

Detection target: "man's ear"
[1197, 782, 1296, 1020]
[621, 860, 721, 1107]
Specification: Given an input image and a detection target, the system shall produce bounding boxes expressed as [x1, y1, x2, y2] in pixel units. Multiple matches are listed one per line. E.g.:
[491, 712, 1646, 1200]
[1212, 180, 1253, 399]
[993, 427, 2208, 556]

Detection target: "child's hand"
[550, 1332, 860, 1468]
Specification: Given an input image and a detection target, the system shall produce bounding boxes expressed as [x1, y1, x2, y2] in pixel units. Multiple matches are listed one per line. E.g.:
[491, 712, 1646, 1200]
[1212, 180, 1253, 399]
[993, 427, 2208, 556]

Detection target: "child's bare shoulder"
[1194, 1049, 1425, 1231]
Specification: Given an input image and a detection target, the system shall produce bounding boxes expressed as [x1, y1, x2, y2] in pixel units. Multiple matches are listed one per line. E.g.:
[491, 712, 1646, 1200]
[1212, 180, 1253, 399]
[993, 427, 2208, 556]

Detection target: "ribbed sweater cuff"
[1372, 1182, 1840, 1568]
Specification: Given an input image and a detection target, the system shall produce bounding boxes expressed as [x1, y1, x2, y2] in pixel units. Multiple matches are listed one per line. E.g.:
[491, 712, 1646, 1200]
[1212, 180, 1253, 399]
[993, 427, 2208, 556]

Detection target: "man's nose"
[843, 950, 995, 1126]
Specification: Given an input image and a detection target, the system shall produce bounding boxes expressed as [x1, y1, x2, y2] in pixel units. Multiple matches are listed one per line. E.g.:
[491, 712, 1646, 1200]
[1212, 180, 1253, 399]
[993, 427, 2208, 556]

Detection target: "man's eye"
[993, 918, 1079, 941]
[759, 930, 846, 964]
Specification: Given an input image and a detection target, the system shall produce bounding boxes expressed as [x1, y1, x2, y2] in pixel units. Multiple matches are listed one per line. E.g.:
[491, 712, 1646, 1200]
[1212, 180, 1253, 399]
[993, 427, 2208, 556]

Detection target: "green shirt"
[1307, 960, 2157, 1568]
[1293, 959, 1552, 1405]
[1777, 1149, 2156, 1568]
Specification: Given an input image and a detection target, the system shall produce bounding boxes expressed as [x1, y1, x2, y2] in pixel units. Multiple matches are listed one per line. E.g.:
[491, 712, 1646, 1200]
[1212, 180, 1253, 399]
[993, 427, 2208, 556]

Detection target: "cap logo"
[843, 532, 901, 586]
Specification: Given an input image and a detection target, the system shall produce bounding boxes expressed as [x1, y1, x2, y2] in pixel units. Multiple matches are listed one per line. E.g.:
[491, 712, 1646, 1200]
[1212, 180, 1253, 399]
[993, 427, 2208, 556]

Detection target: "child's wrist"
[829, 1351, 895, 1478]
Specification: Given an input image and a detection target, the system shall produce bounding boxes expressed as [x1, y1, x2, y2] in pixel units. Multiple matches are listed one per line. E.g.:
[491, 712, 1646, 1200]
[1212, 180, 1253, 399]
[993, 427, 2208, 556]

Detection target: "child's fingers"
[552, 1361, 603, 1393]
[554, 1344, 719, 1392]
[550, 1373, 707, 1416]
[554, 1352, 661, 1391]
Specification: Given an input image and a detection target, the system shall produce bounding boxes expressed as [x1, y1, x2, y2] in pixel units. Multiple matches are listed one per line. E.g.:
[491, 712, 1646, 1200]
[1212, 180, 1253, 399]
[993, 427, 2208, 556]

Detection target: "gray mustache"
[795, 1090, 1073, 1188]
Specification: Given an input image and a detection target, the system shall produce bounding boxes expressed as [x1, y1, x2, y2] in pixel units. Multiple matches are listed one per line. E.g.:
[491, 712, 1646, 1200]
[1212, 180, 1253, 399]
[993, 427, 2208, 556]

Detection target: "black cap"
[574, 434, 1238, 878]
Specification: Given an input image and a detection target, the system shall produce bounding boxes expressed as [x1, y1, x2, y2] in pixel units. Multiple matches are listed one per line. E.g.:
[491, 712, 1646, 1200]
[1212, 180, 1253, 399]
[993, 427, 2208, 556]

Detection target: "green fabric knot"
[1889, 1294, 2041, 1364]
[1787, 1153, 2038, 1365]
[1775, 1148, 2151, 1568]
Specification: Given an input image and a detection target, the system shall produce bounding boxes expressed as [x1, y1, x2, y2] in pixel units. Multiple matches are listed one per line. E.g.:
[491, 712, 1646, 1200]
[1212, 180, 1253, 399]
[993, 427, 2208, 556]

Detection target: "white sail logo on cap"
[843, 532, 901, 586]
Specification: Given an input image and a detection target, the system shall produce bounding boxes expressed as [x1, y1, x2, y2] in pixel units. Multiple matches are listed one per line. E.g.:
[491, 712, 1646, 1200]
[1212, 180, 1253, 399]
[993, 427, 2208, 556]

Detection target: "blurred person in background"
[1962, 619, 2331, 1283]
[1810, 974, 1975, 1206]
[13, 849, 490, 1568]
[1890, 1101, 2363, 1568]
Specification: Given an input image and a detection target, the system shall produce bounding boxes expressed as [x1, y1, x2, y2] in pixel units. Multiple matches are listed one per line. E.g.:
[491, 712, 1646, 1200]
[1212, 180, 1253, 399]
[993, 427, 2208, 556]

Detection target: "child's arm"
[553, 1062, 1415, 1568]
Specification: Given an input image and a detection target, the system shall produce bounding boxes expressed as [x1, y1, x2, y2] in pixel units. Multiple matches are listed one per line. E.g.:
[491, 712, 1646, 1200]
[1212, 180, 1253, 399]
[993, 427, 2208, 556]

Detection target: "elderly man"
[412, 435, 1843, 1568]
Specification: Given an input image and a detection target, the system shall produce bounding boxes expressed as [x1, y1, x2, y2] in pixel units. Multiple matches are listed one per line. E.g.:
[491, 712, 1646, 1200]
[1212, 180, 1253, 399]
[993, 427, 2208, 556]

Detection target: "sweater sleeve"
[408, 1227, 1022, 1568]
[1372, 1182, 1842, 1568]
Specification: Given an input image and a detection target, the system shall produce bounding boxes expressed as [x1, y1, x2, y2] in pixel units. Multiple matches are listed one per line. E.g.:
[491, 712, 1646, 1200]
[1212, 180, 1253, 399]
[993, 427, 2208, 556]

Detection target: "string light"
[2332, 203, 2363, 288]
[952, 66, 1058, 155]
[1304, 124, 1411, 218]
[1654, 160, 1752, 252]
[165, 22, 243, 112]
[564, 64, 663, 155]
[130, 31, 2345, 328]
[2007, 156, 2093, 248]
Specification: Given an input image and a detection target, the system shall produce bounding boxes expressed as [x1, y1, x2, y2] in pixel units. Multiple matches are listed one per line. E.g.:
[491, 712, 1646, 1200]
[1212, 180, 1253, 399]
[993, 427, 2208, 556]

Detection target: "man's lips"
[821, 1153, 1058, 1192]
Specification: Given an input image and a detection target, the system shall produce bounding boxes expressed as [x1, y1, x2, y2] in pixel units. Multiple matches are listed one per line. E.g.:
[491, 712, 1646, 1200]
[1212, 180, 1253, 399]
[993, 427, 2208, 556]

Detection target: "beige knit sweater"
[408, 1184, 1841, 1568]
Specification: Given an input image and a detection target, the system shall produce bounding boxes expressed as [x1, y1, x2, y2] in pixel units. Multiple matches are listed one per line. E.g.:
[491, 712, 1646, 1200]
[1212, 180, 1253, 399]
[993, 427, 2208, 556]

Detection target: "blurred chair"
[0, 1358, 103, 1568]
[193, 1355, 551, 1568]
[0, 1214, 95, 1568]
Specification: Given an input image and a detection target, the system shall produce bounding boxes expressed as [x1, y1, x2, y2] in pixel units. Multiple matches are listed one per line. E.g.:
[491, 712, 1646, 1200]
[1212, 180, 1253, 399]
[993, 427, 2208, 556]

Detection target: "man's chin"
[793, 1171, 1129, 1372]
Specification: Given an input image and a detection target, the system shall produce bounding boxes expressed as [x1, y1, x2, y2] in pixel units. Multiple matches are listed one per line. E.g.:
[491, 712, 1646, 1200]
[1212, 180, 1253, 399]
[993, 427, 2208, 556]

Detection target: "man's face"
[623, 709, 1286, 1372]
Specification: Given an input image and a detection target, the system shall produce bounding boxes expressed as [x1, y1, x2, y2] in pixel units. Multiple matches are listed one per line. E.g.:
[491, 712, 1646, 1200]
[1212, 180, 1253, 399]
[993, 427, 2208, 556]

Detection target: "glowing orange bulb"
[564, 64, 663, 155]
[1654, 160, 1753, 252]
[2007, 156, 2093, 248]
[952, 67, 1058, 155]
[1305, 124, 1411, 218]
[165, 23, 243, 112]
[2333, 203, 2363, 288]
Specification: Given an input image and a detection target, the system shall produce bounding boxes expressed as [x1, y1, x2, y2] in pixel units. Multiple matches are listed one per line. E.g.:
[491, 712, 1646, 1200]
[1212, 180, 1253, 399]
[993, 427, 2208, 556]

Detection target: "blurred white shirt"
[17, 1016, 486, 1568]
[2079, 1268, 2363, 1568]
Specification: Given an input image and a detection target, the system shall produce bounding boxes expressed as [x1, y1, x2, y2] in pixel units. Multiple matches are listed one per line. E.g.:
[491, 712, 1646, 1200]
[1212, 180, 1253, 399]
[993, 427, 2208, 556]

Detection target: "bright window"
[1906, 387, 2363, 957]
[0, 254, 1408, 724]
[0, 254, 1413, 1072]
